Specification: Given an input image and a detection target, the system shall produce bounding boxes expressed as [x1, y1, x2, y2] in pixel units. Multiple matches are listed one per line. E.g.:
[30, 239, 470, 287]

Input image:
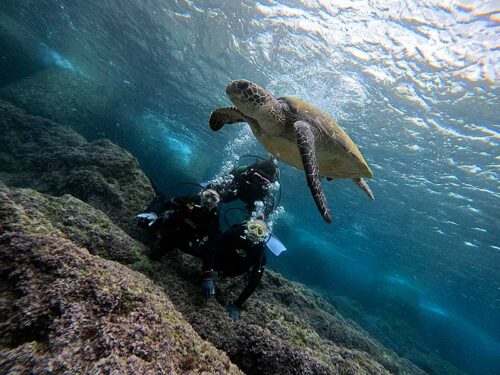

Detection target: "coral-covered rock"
[1, 187, 145, 264]
[0, 99, 154, 238]
[135, 251, 426, 375]
[0, 186, 242, 375]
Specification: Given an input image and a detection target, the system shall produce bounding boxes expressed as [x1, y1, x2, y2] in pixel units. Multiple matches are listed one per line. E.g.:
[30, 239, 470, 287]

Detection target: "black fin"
[294, 121, 332, 223]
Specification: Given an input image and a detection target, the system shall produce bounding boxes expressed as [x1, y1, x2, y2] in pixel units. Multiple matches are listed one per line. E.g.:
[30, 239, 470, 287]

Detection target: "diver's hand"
[201, 278, 215, 299]
[136, 212, 158, 227]
[226, 303, 240, 321]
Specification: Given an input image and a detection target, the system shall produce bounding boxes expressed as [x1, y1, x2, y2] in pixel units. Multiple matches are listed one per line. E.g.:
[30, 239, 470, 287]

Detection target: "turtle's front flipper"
[294, 121, 332, 223]
[209, 106, 247, 131]
[353, 178, 374, 200]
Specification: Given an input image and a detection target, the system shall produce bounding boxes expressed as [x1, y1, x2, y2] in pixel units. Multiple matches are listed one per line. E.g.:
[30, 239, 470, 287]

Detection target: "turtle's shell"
[280, 96, 373, 179]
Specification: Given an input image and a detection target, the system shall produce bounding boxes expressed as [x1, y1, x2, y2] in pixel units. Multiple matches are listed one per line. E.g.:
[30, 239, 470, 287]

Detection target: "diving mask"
[245, 219, 268, 243]
[200, 189, 220, 210]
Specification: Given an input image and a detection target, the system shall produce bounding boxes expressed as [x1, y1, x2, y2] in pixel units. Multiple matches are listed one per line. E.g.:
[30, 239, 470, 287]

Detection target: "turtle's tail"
[353, 178, 374, 200]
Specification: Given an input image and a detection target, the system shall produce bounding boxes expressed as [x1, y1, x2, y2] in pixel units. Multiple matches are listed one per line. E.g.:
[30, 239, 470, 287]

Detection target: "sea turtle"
[209, 79, 374, 223]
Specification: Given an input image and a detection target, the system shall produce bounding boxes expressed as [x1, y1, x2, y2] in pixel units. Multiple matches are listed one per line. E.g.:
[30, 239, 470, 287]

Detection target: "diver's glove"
[226, 303, 240, 321]
[201, 278, 215, 299]
[136, 212, 158, 227]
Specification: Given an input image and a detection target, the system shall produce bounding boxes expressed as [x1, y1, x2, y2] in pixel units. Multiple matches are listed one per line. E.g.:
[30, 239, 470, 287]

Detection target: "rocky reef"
[139, 252, 424, 375]
[0, 99, 154, 239]
[0, 99, 450, 374]
[0, 186, 241, 374]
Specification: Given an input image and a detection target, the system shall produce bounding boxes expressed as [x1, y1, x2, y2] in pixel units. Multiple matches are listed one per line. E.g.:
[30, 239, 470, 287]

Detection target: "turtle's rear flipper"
[209, 106, 247, 131]
[294, 120, 332, 223]
[353, 178, 374, 200]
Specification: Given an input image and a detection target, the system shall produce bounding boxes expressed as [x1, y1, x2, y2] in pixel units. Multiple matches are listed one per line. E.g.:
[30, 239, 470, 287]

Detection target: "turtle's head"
[226, 80, 274, 119]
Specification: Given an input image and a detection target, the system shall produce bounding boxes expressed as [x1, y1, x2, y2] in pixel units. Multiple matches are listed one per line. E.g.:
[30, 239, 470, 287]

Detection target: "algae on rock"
[0, 186, 242, 375]
[137, 250, 426, 375]
[1, 187, 146, 264]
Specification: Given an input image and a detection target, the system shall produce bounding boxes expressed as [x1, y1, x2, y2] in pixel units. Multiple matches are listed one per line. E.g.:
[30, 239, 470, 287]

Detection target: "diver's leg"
[149, 239, 165, 260]
[148, 228, 177, 260]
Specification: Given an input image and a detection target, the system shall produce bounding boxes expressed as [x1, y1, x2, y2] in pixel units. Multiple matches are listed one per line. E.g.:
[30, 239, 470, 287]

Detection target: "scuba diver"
[137, 187, 221, 260]
[200, 217, 270, 320]
[137, 164, 286, 320]
[205, 156, 280, 218]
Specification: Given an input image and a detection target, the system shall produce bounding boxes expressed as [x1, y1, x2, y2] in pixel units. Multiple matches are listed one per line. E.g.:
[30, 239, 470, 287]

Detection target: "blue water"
[1, 1, 498, 373]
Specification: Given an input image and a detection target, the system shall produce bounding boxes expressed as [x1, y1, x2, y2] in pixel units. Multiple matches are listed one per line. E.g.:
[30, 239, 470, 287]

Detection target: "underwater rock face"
[136, 251, 425, 375]
[0, 99, 154, 238]
[0, 186, 242, 375]
[1, 187, 146, 265]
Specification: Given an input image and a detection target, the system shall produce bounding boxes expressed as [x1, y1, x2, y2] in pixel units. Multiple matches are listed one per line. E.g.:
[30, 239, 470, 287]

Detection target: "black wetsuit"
[202, 224, 267, 307]
[144, 194, 220, 259]
[211, 161, 277, 217]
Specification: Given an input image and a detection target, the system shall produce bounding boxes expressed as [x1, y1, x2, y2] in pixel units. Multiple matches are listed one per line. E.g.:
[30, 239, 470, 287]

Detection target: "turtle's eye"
[237, 81, 249, 90]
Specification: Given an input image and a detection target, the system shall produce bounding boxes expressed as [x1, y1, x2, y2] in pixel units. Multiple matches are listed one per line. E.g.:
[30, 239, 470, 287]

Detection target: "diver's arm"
[210, 174, 239, 202]
[200, 224, 220, 278]
[200, 241, 217, 298]
[144, 195, 185, 215]
[144, 196, 169, 215]
[155, 195, 196, 222]
[162, 196, 191, 211]
[138, 195, 190, 230]
[233, 250, 266, 308]
[202, 224, 232, 273]
[138, 195, 171, 228]
[223, 166, 251, 198]
[196, 213, 220, 299]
